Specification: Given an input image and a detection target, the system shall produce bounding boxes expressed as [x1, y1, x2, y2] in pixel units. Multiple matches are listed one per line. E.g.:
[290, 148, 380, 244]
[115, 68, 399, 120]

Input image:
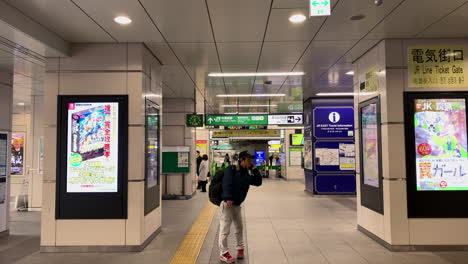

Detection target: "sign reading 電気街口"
[409, 46, 467, 88]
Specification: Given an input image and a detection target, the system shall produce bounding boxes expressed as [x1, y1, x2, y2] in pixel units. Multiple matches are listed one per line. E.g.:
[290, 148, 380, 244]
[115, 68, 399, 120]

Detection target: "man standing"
[196, 151, 203, 190]
[219, 151, 262, 263]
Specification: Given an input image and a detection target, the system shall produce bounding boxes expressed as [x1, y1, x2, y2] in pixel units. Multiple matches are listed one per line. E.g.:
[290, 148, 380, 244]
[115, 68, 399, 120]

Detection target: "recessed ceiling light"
[114, 16, 132, 25]
[17, 102, 25, 106]
[346, 71, 355, 76]
[208, 72, 305, 77]
[350, 14, 366, 21]
[289, 14, 306, 23]
[217, 94, 286, 97]
[316, 92, 354, 96]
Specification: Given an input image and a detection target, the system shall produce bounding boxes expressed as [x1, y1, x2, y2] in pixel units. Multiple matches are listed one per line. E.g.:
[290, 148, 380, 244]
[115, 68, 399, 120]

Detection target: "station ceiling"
[3, 0, 468, 113]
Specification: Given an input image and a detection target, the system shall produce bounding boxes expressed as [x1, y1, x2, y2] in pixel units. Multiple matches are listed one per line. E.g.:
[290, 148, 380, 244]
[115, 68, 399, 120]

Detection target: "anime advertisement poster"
[361, 103, 380, 188]
[11, 133, 25, 175]
[67, 102, 119, 193]
[414, 98, 468, 191]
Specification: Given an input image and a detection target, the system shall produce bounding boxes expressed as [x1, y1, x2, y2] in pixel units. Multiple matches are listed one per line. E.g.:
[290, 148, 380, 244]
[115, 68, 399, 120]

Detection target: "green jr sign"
[205, 115, 268, 126]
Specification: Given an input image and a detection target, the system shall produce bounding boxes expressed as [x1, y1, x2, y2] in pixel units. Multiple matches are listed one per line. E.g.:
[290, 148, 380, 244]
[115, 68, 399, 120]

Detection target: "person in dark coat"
[196, 151, 203, 189]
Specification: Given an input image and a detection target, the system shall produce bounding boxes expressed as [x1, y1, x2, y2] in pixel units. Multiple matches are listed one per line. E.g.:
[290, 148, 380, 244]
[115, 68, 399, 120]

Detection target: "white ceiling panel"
[217, 42, 262, 65]
[5, 0, 114, 42]
[266, 9, 325, 41]
[138, 0, 213, 42]
[170, 43, 218, 65]
[299, 40, 355, 66]
[343, 39, 380, 63]
[418, 2, 468, 38]
[259, 41, 309, 65]
[221, 65, 257, 72]
[72, 0, 164, 42]
[367, 0, 467, 39]
[316, 0, 402, 41]
[272, 0, 309, 9]
[207, 0, 271, 42]
[145, 42, 179, 65]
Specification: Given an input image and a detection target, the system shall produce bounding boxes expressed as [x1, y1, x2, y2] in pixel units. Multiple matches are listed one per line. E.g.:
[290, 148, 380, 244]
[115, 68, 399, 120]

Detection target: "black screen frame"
[405, 92, 468, 218]
[359, 96, 384, 214]
[56, 95, 128, 219]
[144, 99, 161, 215]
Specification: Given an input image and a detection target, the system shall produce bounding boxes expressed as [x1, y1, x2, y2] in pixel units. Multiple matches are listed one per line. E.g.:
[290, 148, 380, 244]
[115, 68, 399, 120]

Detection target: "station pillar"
[354, 39, 468, 250]
[0, 70, 13, 236]
[41, 43, 163, 252]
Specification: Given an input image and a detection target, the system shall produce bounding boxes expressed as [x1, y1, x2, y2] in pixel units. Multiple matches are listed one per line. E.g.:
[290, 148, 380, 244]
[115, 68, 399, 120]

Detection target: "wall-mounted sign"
[196, 140, 208, 155]
[255, 151, 266, 166]
[278, 103, 303, 113]
[409, 46, 467, 88]
[67, 102, 120, 193]
[212, 130, 280, 138]
[364, 67, 378, 93]
[310, 0, 330, 16]
[11, 133, 25, 176]
[268, 114, 303, 125]
[206, 115, 267, 126]
[314, 141, 355, 172]
[313, 107, 354, 138]
[414, 98, 468, 191]
[289, 147, 302, 167]
[186, 114, 204, 127]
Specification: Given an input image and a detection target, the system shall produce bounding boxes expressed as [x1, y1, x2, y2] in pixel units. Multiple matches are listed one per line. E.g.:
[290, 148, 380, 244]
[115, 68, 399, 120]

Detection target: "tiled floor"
[2, 180, 468, 263]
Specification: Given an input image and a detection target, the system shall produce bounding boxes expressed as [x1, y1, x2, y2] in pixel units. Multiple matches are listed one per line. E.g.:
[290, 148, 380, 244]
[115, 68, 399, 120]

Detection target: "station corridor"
[1, 179, 467, 264]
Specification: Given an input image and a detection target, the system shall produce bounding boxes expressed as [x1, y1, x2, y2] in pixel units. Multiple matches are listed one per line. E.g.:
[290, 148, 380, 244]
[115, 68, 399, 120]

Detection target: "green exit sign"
[310, 0, 330, 16]
[205, 115, 268, 126]
[186, 114, 204, 127]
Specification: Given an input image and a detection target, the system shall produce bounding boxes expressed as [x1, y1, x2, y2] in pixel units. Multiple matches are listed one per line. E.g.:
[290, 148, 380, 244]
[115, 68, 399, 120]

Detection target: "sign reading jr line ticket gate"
[409, 46, 467, 88]
[206, 115, 268, 126]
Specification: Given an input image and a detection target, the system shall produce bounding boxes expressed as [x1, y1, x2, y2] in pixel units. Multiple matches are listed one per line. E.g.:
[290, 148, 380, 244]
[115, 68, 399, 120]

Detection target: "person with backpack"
[210, 151, 262, 263]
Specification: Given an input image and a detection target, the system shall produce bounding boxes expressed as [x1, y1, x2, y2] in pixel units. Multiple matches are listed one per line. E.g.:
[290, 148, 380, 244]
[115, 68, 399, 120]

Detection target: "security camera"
[374, 0, 383, 6]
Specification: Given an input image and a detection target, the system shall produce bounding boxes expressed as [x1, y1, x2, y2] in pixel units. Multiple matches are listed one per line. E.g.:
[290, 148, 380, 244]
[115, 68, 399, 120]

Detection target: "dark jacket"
[221, 166, 262, 205]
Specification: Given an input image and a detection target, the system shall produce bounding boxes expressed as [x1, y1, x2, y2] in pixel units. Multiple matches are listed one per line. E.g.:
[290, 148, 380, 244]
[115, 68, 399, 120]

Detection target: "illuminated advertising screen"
[290, 134, 304, 146]
[67, 102, 119, 193]
[255, 151, 266, 166]
[414, 98, 468, 191]
[361, 103, 380, 188]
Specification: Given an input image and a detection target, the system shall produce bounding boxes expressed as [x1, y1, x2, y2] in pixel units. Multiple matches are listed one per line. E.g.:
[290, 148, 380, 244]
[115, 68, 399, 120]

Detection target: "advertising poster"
[409, 46, 467, 88]
[414, 98, 468, 191]
[178, 152, 189, 168]
[291, 134, 304, 146]
[196, 140, 208, 155]
[303, 140, 313, 170]
[67, 102, 119, 193]
[146, 107, 160, 188]
[11, 133, 25, 175]
[0, 180, 5, 204]
[361, 103, 380, 187]
[313, 107, 354, 138]
[289, 147, 302, 166]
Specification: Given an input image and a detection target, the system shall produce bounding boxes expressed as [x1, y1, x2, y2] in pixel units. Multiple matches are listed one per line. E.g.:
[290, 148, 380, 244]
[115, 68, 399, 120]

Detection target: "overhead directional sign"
[268, 114, 303, 125]
[310, 0, 331, 16]
[206, 115, 268, 126]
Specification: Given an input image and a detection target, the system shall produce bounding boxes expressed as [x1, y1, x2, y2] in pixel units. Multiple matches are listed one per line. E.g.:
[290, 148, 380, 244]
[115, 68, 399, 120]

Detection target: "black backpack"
[209, 166, 236, 206]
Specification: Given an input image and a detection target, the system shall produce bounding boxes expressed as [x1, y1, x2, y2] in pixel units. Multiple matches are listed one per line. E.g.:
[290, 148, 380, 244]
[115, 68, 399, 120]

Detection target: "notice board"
[162, 146, 190, 173]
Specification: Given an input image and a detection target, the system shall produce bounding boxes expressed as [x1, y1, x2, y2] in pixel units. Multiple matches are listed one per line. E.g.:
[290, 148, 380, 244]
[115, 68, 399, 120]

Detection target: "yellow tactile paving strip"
[169, 202, 218, 264]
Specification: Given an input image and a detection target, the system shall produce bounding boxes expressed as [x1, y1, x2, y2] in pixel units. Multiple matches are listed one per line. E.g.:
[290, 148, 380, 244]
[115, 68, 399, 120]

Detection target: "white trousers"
[219, 202, 244, 255]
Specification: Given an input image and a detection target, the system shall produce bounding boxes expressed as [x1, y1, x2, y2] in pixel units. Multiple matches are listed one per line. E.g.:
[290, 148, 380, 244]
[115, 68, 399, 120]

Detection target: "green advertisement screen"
[290, 134, 304, 146]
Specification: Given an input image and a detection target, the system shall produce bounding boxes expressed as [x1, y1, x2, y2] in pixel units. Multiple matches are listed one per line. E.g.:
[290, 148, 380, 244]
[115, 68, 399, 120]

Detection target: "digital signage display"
[255, 151, 266, 166]
[361, 103, 380, 188]
[290, 134, 304, 146]
[67, 102, 119, 193]
[414, 98, 468, 191]
[10, 133, 24, 175]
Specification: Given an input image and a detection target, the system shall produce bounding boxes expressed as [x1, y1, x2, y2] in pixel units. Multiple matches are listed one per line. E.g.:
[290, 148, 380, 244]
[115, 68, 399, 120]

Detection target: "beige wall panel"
[56, 220, 126, 246]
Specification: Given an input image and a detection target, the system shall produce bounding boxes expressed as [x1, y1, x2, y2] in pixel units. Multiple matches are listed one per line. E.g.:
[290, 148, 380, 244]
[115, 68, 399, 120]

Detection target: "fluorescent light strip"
[346, 71, 355, 76]
[316, 93, 354, 96]
[222, 104, 277, 107]
[217, 94, 286, 97]
[208, 72, 304, 77]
